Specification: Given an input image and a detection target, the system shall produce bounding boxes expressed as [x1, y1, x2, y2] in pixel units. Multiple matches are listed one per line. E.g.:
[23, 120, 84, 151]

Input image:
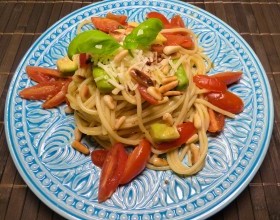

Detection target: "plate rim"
[4, 0, 274, 219]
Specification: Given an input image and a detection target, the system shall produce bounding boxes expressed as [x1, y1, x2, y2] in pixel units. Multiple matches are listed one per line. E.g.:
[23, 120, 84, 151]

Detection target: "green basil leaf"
[68, 30, 121, 59]
[123, 18, 163, 50]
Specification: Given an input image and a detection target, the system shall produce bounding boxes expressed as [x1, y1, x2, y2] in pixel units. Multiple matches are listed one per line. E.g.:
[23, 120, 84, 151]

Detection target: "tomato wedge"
[193, 75, 227, 92]
[19, 81, 66, 100]
[137, 85, 158, 105]
[206, 91, 244, 114]
[211, 71, 242, 86]
[91, 149, 109, 168]
[106, 12, 127, 25]
[26, 66, 61, 83]
[91, 17, 122, 33]
[162, 33, 194, 49]
[156, 122, 197, 151]
[120, 139, 151, 185]
[42, 81, 69, 109]
[98, 143, 127, 202]
[147, 12, 170, 26]
[208, 108, 225, 133]
[170, 15, 185, 28]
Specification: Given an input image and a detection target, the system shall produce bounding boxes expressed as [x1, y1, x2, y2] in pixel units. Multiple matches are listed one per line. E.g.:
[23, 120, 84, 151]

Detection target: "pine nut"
[74, 128, 82, 142]
[161, 65, 170, 74]
[190, 144, 200, 165]
[114, 116, 126, 130]
[158, 96, 169, 104]
[150, 157, 169, 167]
[159, 80, 178, 93]
[163, 91, 182, 96]
[114, 50, 129, 63]
[103, 95, 115, 110]
[162, 76, 177, 85]
[147, 87, 162, 100]
[71, 140, 90, 155]
[163, 46, 181, 55]
[162, 113, 173, 126]
[64, 106, 74, 114]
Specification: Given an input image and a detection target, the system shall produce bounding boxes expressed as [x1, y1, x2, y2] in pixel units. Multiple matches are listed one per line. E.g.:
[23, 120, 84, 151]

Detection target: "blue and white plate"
[5, 0, 274, 219]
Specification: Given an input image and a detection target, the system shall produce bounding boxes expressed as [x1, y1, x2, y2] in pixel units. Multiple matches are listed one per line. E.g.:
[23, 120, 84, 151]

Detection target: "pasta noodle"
[66, 16, 237, 176]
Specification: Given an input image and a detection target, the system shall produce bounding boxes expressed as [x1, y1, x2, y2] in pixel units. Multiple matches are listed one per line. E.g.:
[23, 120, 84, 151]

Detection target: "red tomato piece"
[42, 81, 70, 109]
[170, 15, 185, 28]
[19, 81, 66, 100]
[120, 139, 151, 185]
[91, 17, 122, 33]
[146, 12, 170, 26]
[137, 85, 158, 105]
[211, 71, 242, 86]
[206, 91, 244, 114]
[162, 33, 194, 49]
[98, 143, 127, 202]
[106, 12, 127, 25]
[91, 149, 109, 168]
[193, 75, 227, 92]
[208, 108, 225, 133]
[155, 122, 197, 151]
[79, 53, 88, 68]
[26, 66, 61, 83]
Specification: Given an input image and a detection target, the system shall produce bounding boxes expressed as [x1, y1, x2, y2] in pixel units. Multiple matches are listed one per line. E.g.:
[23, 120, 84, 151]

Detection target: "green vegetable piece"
[68, 30, 121, 59]
[150, 123, 180, 143]
[123, 18, 163, 50]
[174, 62, 189, 90]
[56, 56, 78, 76]
[92, 67, 114, 93]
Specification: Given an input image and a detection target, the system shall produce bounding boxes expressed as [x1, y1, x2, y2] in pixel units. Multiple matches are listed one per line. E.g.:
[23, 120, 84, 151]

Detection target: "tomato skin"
[137, 85, 158, 105]
[193, 75, 227, 92]
[211, 71, 242, 85]
[91, 149, 109, 168]
[146, 12, 170, 26]
[19, 81, 65, 100]
[42, 81, 69, 109]
[170, 15, 185, 28]
[206, 91, 244, 114]
[79, 53, 88, 68]
[156, 122, 197, 151]
[120, 139, 151, 185]
[91, 17, 122, 33]
[98, 143, 128, 202]
[208, 108, 225, 133]
[106, 13, 127, 25]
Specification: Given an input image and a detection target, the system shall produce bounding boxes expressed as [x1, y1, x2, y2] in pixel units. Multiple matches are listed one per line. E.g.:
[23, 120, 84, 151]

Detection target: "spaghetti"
[66, 15, 237, 176]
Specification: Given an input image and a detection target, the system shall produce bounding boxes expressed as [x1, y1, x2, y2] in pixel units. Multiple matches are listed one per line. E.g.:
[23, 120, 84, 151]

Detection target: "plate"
[5, 0, 274, 219]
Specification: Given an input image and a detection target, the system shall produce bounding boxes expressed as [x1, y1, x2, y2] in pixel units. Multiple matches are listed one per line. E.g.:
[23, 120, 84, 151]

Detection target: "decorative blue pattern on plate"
[5, 0, 273, 219]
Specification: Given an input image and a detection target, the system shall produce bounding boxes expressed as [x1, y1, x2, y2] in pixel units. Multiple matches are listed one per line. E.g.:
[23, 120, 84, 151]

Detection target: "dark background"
[0, 0, 279, 219]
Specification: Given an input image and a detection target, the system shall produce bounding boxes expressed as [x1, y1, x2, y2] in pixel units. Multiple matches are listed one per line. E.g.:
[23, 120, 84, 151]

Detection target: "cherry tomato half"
[146, 12, 170, 26]
[106, 13, 127, 25]
[207, 108, 225, 133]
[91, 149, 109, 168]
[163, 33, 194, 49]
[211, 71, 242, 86]
[42, 81, 70, 109]
[170, 15, 185, 28]
[98, 143, 127, 202]
[19, 81, 66, 100]
[155, 122, 197, 151]
[193, 75, 227, 92]
[26, 66, 61, 83]
[120, 139, 151, 185]
[91, 17, 122, 33]
[206, 91, 244, 114]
